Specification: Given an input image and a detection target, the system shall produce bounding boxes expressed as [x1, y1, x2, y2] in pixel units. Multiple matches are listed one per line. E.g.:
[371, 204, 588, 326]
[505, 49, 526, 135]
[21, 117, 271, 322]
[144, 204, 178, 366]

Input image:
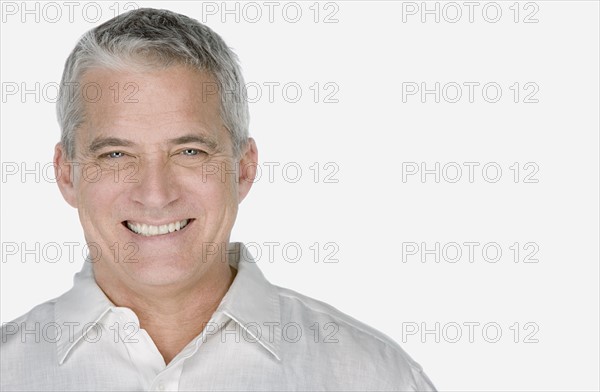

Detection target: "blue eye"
[182, 149, 202, 156]
[107, 151, 124, 158]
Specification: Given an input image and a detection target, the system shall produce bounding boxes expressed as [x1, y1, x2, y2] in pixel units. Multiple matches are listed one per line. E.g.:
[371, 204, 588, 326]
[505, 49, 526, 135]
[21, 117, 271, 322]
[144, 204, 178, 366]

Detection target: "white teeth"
[126, 219, 189, 237]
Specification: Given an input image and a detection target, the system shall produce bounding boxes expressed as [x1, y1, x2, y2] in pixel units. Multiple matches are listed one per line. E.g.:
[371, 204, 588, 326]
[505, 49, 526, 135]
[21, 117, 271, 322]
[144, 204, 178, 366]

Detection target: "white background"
[1, 1, 599, 391]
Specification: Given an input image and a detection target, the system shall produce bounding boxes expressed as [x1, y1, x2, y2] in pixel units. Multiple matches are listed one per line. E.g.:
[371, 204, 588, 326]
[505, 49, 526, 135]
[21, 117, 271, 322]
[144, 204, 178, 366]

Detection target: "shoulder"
[1, 299, 59, 385]
[274, 285, 436, 391]
[276, 285, 397, 343]
[1, 298, 58, 345]
[276, 285, 411, 356]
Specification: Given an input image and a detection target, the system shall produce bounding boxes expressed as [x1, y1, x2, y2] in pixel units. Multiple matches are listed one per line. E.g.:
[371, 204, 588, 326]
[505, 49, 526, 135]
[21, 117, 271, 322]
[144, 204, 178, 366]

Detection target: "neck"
[94, 262, 237, 365]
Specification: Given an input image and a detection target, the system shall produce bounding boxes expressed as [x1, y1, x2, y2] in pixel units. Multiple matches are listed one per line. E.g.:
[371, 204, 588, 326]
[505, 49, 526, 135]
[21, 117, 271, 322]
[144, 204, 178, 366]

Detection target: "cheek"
[187, 174, 238, 220]
[181, 162, 239, 196]
[75, 175, 123, 222]
[205, 174, 238, 201]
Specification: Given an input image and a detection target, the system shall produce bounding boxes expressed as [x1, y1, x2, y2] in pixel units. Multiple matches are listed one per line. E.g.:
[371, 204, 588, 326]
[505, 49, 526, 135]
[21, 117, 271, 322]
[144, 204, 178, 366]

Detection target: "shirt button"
[157, 383, 165, 391]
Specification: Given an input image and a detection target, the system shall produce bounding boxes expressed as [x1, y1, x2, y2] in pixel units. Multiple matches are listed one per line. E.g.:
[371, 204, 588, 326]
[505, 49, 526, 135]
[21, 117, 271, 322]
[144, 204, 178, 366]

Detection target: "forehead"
[77, 65, 227, 147]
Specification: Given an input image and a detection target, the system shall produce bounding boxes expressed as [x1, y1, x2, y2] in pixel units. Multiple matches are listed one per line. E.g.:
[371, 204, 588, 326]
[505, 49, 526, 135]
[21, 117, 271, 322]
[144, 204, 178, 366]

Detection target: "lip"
[123, 218, 192, 227]
[121, 218, 195, 239]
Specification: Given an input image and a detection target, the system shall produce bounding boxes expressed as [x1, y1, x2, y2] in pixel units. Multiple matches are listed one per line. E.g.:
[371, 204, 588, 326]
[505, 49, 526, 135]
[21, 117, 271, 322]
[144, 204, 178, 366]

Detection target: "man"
[1, 8, 436, 391]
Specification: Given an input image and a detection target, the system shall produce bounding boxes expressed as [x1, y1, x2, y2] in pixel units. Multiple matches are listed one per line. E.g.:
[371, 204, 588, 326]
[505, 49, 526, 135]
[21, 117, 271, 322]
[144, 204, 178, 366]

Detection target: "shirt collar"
[215, 242, 282, 360]
[55, 242, 282, 364]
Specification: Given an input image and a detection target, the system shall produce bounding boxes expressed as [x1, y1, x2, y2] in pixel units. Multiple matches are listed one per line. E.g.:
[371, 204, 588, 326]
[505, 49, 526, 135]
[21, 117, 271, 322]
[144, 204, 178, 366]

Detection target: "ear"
[237, 138, 258, 203]
[54, 142, 78, 208]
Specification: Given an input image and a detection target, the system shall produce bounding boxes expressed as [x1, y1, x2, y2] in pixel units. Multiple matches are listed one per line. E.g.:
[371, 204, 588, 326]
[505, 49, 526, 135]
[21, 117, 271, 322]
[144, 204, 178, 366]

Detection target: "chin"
[122, 257, 199, 287]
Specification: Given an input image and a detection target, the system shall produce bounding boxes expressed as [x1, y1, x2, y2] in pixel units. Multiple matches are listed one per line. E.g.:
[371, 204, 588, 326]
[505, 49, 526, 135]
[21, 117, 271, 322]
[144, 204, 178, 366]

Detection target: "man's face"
[54, 65, 257, 289]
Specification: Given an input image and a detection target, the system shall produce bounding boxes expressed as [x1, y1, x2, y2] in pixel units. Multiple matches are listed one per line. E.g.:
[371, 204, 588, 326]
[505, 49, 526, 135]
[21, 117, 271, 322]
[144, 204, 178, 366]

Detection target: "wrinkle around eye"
[93, 151, 138, 172]
[170, 149, 212, 168]
[106, 151, 125, 159]
[171, 148, 209, 159]
[181, 148, 204, 156]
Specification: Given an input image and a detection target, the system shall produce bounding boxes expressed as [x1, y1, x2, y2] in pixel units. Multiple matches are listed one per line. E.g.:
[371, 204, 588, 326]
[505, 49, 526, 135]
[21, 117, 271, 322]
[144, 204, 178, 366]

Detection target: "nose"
[128, 158, 180, 209]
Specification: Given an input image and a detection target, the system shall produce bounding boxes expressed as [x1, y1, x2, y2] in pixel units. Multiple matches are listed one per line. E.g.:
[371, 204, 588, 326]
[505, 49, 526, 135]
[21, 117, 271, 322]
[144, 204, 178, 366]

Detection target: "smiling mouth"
[123, 219, 192, 237]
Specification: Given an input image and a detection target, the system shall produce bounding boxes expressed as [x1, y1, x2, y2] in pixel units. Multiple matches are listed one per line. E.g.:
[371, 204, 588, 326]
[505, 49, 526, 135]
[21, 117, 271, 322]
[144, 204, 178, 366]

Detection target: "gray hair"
[56, 8, 249, 159]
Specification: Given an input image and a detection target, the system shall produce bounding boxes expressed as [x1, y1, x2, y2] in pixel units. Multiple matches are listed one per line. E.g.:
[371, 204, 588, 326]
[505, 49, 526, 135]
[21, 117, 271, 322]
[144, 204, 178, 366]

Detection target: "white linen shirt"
[1, 243, 436, 391]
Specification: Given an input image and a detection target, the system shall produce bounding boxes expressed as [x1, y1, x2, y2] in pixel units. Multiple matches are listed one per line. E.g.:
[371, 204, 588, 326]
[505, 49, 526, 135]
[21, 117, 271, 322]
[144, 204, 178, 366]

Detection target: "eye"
[105, 151, 125, 159]
[181, 148, 204, 156]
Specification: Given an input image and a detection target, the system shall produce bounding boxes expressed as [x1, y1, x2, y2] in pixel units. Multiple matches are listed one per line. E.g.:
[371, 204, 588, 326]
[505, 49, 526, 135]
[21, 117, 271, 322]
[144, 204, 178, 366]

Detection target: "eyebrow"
[87, 133, 219, 153]
[168, 134, 218, 150]
[88, 137, 135, 153]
